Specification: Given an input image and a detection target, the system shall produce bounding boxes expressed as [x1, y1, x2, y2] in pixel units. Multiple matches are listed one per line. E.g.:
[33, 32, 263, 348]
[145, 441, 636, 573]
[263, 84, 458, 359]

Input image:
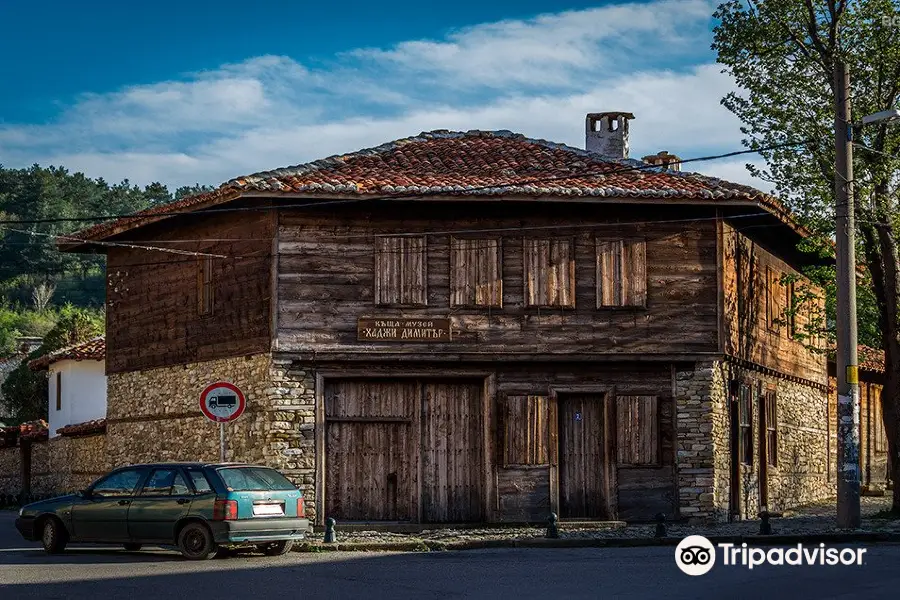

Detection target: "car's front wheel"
[177, 523, 217, 560]
[123, 543, 142, 551]
[40, 518, 68, 554]
[259, 540, 294, 556]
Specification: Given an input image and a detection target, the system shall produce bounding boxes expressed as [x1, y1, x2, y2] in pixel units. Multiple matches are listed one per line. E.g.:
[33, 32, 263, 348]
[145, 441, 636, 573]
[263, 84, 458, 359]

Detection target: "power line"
[0, 138, 812, 229]
[0, 227, 228, 258]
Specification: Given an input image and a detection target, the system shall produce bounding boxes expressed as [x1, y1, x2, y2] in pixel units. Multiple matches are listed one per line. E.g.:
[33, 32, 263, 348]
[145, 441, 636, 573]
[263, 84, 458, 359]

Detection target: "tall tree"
[713, 0, 900, 512]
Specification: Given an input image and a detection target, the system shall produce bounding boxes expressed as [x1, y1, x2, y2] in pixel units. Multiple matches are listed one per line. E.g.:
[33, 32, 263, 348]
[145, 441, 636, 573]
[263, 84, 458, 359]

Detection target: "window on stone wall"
[55, 371, 61, 411]
[765, 389, 777, 467]
[739, 383, 753, 466]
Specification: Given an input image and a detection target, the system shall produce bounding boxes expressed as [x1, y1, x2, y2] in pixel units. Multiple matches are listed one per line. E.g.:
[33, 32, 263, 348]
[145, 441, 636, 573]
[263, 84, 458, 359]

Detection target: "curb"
[292, 531, 900, 553]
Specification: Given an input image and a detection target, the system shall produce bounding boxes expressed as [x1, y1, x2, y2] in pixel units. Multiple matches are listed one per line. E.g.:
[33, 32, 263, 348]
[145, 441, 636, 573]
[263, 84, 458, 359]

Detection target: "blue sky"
[0, 0, 767, 190]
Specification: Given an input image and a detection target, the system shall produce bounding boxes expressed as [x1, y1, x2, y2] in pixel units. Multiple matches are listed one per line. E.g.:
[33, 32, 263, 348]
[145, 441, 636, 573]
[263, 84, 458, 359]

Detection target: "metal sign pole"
[219, 422, 226, 462]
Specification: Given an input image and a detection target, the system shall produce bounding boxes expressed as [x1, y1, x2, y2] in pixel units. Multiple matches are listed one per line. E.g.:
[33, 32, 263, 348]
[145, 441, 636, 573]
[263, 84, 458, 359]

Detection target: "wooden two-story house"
[63, 112, 830, 524]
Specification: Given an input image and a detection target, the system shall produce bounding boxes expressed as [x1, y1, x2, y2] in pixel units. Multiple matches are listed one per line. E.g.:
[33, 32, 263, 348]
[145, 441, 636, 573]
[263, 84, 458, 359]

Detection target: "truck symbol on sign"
[209, 394, 237, 409]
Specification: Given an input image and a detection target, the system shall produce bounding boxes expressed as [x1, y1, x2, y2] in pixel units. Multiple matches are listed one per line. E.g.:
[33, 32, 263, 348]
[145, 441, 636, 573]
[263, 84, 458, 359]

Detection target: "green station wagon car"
[14, 462, 309, 560]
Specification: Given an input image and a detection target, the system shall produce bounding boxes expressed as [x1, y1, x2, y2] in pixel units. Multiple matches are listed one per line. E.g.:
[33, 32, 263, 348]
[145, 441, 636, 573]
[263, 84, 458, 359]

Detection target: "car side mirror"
[79, 489, 91, 499]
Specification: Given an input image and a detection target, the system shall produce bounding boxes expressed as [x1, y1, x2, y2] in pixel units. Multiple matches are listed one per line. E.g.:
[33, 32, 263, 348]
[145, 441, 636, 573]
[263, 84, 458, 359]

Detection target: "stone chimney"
[641, 150, 682, 172]
[585, 112, 635, 160]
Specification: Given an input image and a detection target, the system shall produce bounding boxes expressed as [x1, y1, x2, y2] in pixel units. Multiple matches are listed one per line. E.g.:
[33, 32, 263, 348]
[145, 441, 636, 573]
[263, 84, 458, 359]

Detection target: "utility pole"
[834, 59, 861, 529]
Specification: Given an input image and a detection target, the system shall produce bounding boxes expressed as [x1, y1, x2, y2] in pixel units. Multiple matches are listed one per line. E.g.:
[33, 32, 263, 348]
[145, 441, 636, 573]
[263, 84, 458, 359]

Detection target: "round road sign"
[199, 381, 246, 423]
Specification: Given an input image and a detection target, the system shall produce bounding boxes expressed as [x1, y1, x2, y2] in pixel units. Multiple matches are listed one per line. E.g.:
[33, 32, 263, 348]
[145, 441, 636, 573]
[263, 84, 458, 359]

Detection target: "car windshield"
[217, 467, 297, 491]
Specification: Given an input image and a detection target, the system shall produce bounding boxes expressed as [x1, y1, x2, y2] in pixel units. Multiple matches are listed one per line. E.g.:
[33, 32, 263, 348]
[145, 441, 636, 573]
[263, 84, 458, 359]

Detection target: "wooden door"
[557, 394, 612, 519]
[421, 381, 484, 522]
[324, 380, 417, 521]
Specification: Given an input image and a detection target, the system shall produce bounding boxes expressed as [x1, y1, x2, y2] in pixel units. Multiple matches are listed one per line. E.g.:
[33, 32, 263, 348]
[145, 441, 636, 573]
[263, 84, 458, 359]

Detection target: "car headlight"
[18, 507, 24, 517]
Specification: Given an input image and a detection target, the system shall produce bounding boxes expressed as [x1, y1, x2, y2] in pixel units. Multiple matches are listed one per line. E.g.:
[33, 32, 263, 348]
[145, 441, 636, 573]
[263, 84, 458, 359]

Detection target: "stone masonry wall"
[723, 363, 832, 518]
[106, 354, 318, 518]
[0, 446, 21, 495]
[676, 360, 831, 522]
[674, 361, 729, 523]
[0, 434, 108, 497]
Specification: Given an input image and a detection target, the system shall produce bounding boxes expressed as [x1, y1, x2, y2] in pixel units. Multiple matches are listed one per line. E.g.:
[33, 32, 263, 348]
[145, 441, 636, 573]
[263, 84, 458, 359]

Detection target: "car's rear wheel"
[40, 517, 67, 554]
[123, 543, 142, 551]
[259, 540, 293, 556]
[177, 523, 217, 560]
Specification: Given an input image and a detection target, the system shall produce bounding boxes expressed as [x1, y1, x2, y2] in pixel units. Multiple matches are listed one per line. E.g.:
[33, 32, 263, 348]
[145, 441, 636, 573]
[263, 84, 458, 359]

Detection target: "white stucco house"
[29, 336, 106, 438]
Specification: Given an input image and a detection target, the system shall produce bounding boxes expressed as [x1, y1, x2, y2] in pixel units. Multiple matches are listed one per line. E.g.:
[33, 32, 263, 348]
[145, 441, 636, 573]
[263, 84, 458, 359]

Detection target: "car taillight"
[213, 499, 238, 521]
[297, 497, 305, 518]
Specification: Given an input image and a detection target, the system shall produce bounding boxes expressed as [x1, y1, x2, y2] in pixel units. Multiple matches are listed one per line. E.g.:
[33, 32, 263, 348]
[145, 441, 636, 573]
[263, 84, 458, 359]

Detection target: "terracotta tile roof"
[57, 418, 106, 437]
[827, 343, 885, 373]
[28, 336, 106, 371]
[65, 130, 806, 245]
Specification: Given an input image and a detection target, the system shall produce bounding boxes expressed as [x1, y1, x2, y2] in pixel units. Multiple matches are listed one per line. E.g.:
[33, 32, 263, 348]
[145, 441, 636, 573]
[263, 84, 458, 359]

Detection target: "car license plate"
[253, 504, 284, 516]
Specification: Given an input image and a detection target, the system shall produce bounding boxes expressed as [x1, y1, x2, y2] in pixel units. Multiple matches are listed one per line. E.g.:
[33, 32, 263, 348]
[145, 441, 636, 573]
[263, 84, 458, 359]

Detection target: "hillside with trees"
[0, 164, 213, 422]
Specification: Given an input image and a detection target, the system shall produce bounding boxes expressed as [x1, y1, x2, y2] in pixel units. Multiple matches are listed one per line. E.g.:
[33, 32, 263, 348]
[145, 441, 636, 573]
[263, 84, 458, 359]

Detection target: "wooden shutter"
[597, 239, 646, 307]
[596, 240, 622, 306]
[764, 389, 777, 467]
[450, 238, 502, 307]
[622, 239, 647, 306]
[55, 371, 62, 411]
[767, 267, 786, 332]
[375, 236, 427, 306]
[524, 239, 575, 307]
[198, 256, 213, 316]
[504, 395, 550, 466]
[616, 395, 658, 466]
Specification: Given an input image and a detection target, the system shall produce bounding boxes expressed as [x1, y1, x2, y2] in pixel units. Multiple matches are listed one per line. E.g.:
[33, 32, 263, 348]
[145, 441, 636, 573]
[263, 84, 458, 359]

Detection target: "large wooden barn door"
[421, 381, 485, 522]
[557, 393, 613, 519]
[324, 380, 417, 521]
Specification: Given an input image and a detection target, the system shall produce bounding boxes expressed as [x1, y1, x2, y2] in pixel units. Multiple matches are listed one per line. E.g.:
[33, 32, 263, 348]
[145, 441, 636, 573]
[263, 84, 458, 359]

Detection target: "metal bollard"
[324, 518, 337, 544]
[546, 512, 560, 539]
[655, 513, 667, 538]
[758, 509, 772, 535]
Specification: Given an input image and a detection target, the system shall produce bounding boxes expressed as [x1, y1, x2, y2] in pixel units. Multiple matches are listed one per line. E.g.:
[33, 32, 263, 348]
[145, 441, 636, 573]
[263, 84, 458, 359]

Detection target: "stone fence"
[0, 431, 108, 500]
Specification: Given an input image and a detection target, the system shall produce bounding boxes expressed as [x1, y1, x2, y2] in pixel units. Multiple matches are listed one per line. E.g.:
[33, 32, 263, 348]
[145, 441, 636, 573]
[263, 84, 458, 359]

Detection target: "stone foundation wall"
[723, 363, 832, 518]
[0, 434, 108, 497]
[106, 354, 318, 518]
[675, 360, 831, 522]
[0, 446, 21, 495]
[674, 361, 729, 523]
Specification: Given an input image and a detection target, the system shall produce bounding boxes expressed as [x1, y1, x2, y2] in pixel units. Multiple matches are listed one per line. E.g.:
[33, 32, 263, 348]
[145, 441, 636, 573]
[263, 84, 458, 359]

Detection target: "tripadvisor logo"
[675, 536, 867, 575]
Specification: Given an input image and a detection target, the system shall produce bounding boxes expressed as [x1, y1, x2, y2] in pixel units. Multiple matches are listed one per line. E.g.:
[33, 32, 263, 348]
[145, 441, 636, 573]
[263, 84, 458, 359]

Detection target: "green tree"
[0, 306, 104, 424]
[713, 0, 900, 512]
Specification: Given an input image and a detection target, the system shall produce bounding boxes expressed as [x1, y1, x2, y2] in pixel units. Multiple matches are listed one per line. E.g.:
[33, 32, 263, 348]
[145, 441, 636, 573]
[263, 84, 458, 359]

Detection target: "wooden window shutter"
[450, 238, 502, 307]
[375, 236, 427, 306]
[524, 239, 575, 307]
[503, 395, 550, 466]
[198, 256, 213, 316]
[767, 267, 786, 332]
[596, 240, 622, 307]
[616, 395, 659, 466]
[765, 390, 777, 467]
[596, 239, 646, 307]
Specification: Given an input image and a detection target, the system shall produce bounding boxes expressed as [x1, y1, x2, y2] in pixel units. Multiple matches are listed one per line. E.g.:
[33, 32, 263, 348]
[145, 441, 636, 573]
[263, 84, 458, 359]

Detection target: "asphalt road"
[1, 511, 899, 599]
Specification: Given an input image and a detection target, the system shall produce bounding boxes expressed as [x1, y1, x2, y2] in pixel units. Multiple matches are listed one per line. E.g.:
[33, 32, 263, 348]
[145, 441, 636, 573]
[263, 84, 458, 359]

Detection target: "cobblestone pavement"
[310, 495, 899, 547]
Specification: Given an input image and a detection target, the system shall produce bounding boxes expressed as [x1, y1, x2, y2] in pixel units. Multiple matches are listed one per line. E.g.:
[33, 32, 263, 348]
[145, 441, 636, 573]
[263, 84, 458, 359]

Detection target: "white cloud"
[1, 0, 773, 194]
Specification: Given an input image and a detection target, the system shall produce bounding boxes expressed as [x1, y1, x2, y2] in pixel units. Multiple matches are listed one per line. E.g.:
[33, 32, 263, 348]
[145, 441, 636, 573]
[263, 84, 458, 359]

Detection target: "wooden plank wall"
[276, 204, 719, 356]
[105, 210, 274, 373]
[720, 221, 826, 383]
[317, 361, 677, 523]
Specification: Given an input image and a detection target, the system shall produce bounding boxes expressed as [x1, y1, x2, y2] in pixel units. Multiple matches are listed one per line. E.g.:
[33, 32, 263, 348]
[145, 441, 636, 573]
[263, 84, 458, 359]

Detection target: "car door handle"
[118, 499, 131, 506]
[177, 498, 190, 505]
